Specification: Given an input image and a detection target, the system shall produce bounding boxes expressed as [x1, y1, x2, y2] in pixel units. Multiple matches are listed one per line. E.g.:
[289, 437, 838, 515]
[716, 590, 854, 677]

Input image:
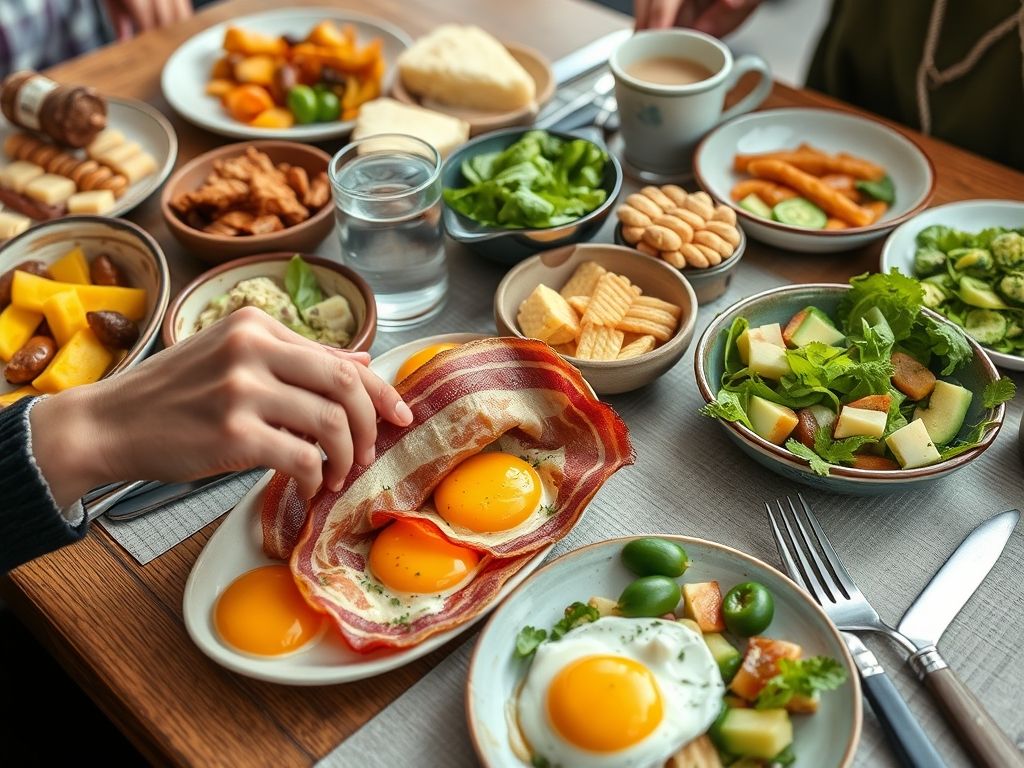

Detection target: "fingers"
[125, 0, 156, 30]
[692, 0, 762, 37]
[634, 0, 652, 29]
[355, 364, 414, 427]
[248, 423, 324, 499]
[638, 0, 686, 29]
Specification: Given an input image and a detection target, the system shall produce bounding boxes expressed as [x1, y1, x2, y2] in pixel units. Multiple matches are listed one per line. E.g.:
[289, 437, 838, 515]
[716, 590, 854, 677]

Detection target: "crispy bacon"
[260, 338, 633, 651]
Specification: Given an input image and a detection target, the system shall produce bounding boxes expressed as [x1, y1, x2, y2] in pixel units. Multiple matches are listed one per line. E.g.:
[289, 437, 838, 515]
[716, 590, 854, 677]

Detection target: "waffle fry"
[617, 335, 656, 359]
[616, 316, 676, 342]
[566, 295, 589, 315]
[582, 273, 634, 326]
[633, 295, 683, 319]
[559, 261, 606, 299]
[517, 284, 580, 345]
[576, 323, 624, 361]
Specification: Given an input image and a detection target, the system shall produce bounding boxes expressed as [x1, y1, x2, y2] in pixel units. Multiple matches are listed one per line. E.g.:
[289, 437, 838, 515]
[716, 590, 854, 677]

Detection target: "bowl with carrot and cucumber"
[694, 271, 1014, 494]
[693, 108, 934, 253]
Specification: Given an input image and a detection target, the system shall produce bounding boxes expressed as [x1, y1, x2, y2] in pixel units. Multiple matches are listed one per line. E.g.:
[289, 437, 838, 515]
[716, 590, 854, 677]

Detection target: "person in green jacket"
[634, 0, 1024, 170]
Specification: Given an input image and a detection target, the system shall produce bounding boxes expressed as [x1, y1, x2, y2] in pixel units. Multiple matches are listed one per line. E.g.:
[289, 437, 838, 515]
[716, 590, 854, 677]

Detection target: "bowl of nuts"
[160, 140, 334, 264]
[614, 185, 744, 303]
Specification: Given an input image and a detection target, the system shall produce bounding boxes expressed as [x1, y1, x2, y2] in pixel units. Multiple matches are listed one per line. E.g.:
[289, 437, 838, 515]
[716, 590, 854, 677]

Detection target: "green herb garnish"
[755, 656, 848, 710]
[285, 254, 323, 314]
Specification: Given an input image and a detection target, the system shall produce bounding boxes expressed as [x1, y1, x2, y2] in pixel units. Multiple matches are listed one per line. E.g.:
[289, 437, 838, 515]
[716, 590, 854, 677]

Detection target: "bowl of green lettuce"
[694, 272, 1012, 494]
[442, 128, 622, 265]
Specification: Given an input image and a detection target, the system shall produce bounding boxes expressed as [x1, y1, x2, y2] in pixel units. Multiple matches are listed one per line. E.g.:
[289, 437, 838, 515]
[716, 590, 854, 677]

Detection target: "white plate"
[183, 332, 558, 686]
[694, 108, 933, 253]
[161, 8, 412, 141]
[371, 332, 489, 384]
[0, 97, 176, 224]
[467, 535, 862, 768]
[880, 199, 1024, 371]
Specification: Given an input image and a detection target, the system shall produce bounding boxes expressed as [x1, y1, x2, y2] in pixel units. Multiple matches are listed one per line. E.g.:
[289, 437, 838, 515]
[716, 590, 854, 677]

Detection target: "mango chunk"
[0, 303, 43, 361]
[43, 290, 88, 347]
[48, 246, 91, 284]
[0, 385, 40, 408]
[32, 328, 113, 393]
[12, 271, 147, 320]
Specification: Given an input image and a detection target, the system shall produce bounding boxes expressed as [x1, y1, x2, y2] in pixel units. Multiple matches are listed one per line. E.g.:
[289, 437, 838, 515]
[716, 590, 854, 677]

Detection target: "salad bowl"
[694, 283, 1005, 494]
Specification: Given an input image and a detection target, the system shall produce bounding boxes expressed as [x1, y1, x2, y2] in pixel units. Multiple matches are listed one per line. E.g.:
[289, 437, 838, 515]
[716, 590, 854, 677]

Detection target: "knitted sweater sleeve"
[0, 396, 88, 573]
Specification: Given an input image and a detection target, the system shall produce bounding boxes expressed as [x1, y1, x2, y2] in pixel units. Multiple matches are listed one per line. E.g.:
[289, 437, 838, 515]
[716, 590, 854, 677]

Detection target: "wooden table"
[4, 0, 1023, 765]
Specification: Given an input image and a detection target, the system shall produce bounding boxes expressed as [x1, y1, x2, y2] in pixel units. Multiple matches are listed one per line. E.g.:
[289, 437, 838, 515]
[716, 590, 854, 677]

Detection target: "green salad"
[701, 271, 1015, 476]
[910, 224, 1024, 355]
[443, 130, 608, 229]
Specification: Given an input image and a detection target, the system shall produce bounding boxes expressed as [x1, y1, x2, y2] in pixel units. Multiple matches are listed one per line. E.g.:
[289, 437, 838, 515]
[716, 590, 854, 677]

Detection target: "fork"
[767, 496, 945, 768]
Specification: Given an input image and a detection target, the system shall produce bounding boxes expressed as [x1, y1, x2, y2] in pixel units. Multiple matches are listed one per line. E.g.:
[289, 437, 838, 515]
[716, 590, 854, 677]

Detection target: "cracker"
[559, 261, 606, 298]
[662, 184, 689, 207]
[625, 193, 663, 219]
[636, 241, 659, 258]
[517, 284, 580, 345]
[576, 323, 624, 361]
[666, 206, 705, 231]
[640, 185, 674, 211]
[704, 221, 741, 248]
[617, 205, 652, 228]
[624, 305, 678, 327]
[617, 334, 657, 359]
[680, 243, 710, 269]
[633, 295, 683, 319]
[616, 316, 676, 342]
[566, 295, 590, 315]
[693, 230, 732, 257]
[711, 204, 737, 225]
[681, 194, 714, 221]
[582, 273, 634, 326]
[660, 250, 686, 268]
[621, 225, 645, 244]
[694, 243, 722, 266]
[653, 213, 694, 245]
[641, 224, 682, 252]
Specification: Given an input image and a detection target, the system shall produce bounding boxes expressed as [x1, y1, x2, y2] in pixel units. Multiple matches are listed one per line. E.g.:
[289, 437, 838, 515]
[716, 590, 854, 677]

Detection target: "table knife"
[898, 509, 1023, 768]
[551, 29, 631, 85]
[103, 472, 242, 522]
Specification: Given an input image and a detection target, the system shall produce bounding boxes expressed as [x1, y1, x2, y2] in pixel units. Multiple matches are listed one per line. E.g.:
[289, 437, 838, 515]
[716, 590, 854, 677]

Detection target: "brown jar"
[0, 71, 107, 148]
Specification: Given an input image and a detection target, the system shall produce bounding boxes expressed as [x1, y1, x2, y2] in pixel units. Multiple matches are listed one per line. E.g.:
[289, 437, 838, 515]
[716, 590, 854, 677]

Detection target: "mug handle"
[719, 54, 772, 124]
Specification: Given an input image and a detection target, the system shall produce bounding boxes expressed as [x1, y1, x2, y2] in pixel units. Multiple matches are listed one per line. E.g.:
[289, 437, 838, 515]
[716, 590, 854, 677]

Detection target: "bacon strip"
[261, 338, 633, 650]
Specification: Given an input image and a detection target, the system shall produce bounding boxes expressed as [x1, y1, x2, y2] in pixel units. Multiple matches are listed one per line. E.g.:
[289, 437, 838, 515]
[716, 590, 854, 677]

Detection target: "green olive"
[722, 581, 775, 636]
[621, 537, 690, 578]
[617, 575, 681, 618]
[286, 85, 318, 124]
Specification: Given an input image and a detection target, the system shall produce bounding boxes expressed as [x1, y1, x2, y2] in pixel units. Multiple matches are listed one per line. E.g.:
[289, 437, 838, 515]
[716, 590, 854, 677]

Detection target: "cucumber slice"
[964, 308, 1008, 345]
[959, 276, 1009, 310]
[738, 193, 772, 219]
[771, 198, 827, 229]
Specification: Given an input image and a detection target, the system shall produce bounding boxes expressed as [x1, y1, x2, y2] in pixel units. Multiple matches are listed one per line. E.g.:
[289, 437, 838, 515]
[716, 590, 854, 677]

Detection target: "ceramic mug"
[610, 30, 772, 174]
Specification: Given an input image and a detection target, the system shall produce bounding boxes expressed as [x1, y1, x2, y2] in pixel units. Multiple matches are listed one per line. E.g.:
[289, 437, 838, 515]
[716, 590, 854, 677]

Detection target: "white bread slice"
[353, 98, 470, 158]
[397, 25, 535, 111]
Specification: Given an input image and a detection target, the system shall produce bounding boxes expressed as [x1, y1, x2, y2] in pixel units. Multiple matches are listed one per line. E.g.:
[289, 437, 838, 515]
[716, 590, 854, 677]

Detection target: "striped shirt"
[0, 0, 108, 77]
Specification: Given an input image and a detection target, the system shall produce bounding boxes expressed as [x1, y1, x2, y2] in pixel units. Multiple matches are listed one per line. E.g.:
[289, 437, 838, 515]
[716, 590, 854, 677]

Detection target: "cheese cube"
[748, 395, 799, 445]
[353, 98, 470, 159]
[24, 174, 76, 205]
[834, 406, 887, 438]
[0, 304, 43, 360]
[116, 152, 156, 183]
[42, 290, 89, 347]
[67, 189, 116, 214]
[737, 322, 784, 363]
[885, 419, 941, 469]
[0, 161, 44, 193]
[94, 141, 140, 171]
[0, 210, 31, 239]
[86, 128, 125, 158]
[748, 339, 791, 380]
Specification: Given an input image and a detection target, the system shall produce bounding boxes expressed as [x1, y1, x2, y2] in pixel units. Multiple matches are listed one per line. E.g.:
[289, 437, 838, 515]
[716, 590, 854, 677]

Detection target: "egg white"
[517, 617, 724, 768]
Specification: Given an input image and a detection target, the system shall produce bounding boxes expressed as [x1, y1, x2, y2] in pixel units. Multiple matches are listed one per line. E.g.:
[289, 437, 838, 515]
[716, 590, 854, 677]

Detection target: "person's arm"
[634, 0, 762, 36]
[4, 307, 411, 571]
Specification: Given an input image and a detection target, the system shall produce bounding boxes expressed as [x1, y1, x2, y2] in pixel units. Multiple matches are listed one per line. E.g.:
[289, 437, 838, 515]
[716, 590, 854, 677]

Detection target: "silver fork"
[768, 496, 945, 768]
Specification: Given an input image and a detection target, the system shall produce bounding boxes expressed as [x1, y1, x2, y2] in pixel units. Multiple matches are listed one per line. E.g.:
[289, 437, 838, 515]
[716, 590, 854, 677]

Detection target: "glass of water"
[328, 134, 448, 329]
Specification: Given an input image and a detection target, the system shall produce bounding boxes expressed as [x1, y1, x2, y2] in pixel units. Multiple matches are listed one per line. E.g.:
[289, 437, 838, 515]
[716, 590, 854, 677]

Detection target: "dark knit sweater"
[0, 397, 88, 572]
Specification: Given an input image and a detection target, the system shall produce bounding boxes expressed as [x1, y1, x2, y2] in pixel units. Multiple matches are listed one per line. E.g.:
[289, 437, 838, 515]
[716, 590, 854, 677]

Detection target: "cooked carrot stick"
[730, 179, 798, 206]
[863, 199, 889, 223]
[746, 159, 874, 227]
[825, 217, 848, 230]
[796, 142, 827, 155]
[735, 150, 885, 180]
[819, 174, 860, 201]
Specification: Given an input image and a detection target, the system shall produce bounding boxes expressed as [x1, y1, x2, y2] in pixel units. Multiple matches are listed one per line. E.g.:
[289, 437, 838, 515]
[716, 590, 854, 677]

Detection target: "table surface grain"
[3, 0, 1023, 766]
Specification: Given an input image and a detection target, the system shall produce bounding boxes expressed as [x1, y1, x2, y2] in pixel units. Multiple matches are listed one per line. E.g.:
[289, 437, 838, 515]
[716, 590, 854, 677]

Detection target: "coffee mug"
[610, 30, 772, 174]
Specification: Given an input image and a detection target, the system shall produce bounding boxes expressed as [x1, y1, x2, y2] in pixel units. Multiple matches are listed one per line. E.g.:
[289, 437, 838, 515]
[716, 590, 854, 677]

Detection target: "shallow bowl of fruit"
[0, 216, 169, 408]
[694, 280, 1008, 494]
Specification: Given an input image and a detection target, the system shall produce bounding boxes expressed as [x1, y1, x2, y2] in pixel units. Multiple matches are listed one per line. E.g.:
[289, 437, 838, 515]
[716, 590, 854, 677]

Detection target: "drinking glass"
[329, 134, 448, 328]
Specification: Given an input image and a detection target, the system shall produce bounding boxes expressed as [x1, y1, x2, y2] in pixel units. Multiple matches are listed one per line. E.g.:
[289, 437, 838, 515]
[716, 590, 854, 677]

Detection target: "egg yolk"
[433, 452, 542, 533]
[394, 342, 460, 384]
[546, 655, 664, 753]
[214, 565, 325, 657]
[368, 518, 481, 593]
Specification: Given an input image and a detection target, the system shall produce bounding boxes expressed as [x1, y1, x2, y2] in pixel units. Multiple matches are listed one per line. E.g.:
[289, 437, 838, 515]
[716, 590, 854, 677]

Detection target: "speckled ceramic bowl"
[694, 283, 1005, 494]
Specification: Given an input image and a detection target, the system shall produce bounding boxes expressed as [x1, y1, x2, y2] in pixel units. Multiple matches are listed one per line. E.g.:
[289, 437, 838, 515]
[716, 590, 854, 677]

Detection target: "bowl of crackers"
[160, 140, 334, 264]
[614, 185, 744, 304]
[494, 243, 697, 395]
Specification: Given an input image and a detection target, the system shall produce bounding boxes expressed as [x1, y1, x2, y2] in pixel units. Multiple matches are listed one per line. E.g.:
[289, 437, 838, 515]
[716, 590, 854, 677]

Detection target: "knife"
[551, 29, 631, 85]
[898, 509, 1023, 768]
[102, 472, 243, 522]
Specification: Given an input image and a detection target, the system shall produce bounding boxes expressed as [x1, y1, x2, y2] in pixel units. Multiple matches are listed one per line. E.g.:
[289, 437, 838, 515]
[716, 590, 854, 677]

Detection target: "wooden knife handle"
[918, 656, 1023, 768]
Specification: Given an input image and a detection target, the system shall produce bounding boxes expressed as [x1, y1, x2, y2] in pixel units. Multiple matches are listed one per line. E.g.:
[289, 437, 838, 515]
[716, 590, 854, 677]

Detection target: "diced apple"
[748, 340, 792, 380]
[845, 393, 892, 413]
[786, 691, 820, 714]
[682, 581, 726, 633]
[748, 395, 799, 445]
[677, 618, 702, 635]
[730, 636, 802, 702]
[913, 380, 973, 445]
[834, 406, 887, 438]
[737, 322, 785, 364]
[717, 708, 793, 760]
[784, 306, 845, 348]
[885, 418, 941, 469]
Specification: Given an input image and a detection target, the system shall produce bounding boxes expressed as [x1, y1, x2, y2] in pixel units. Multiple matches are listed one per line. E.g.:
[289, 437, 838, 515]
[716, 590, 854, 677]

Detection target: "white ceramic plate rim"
[879, 198, 1024, 371]
[160, 8, 413, 141]
[183, 333, 567, 685]
[465, 534, 862, 768]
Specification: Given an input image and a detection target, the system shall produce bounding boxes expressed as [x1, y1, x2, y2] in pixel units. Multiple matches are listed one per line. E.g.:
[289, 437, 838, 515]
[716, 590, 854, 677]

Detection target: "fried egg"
[368, 518, 481, 594]
[394, 342, 461, 383]
[434, 452, 543, 533]
[517, 617, 723, 768]
[214, 565, 326, 657]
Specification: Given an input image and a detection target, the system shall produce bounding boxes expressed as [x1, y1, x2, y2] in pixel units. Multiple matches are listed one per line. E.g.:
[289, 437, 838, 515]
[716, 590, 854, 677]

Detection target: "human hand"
[30, 307, 413, 506]
[103, 0, 193, 40]
[634, 0, 762, 37]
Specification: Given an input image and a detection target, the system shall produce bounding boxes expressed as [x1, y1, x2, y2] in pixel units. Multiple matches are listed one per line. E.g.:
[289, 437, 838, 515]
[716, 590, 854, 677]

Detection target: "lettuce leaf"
[839, 270, 923, 340]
